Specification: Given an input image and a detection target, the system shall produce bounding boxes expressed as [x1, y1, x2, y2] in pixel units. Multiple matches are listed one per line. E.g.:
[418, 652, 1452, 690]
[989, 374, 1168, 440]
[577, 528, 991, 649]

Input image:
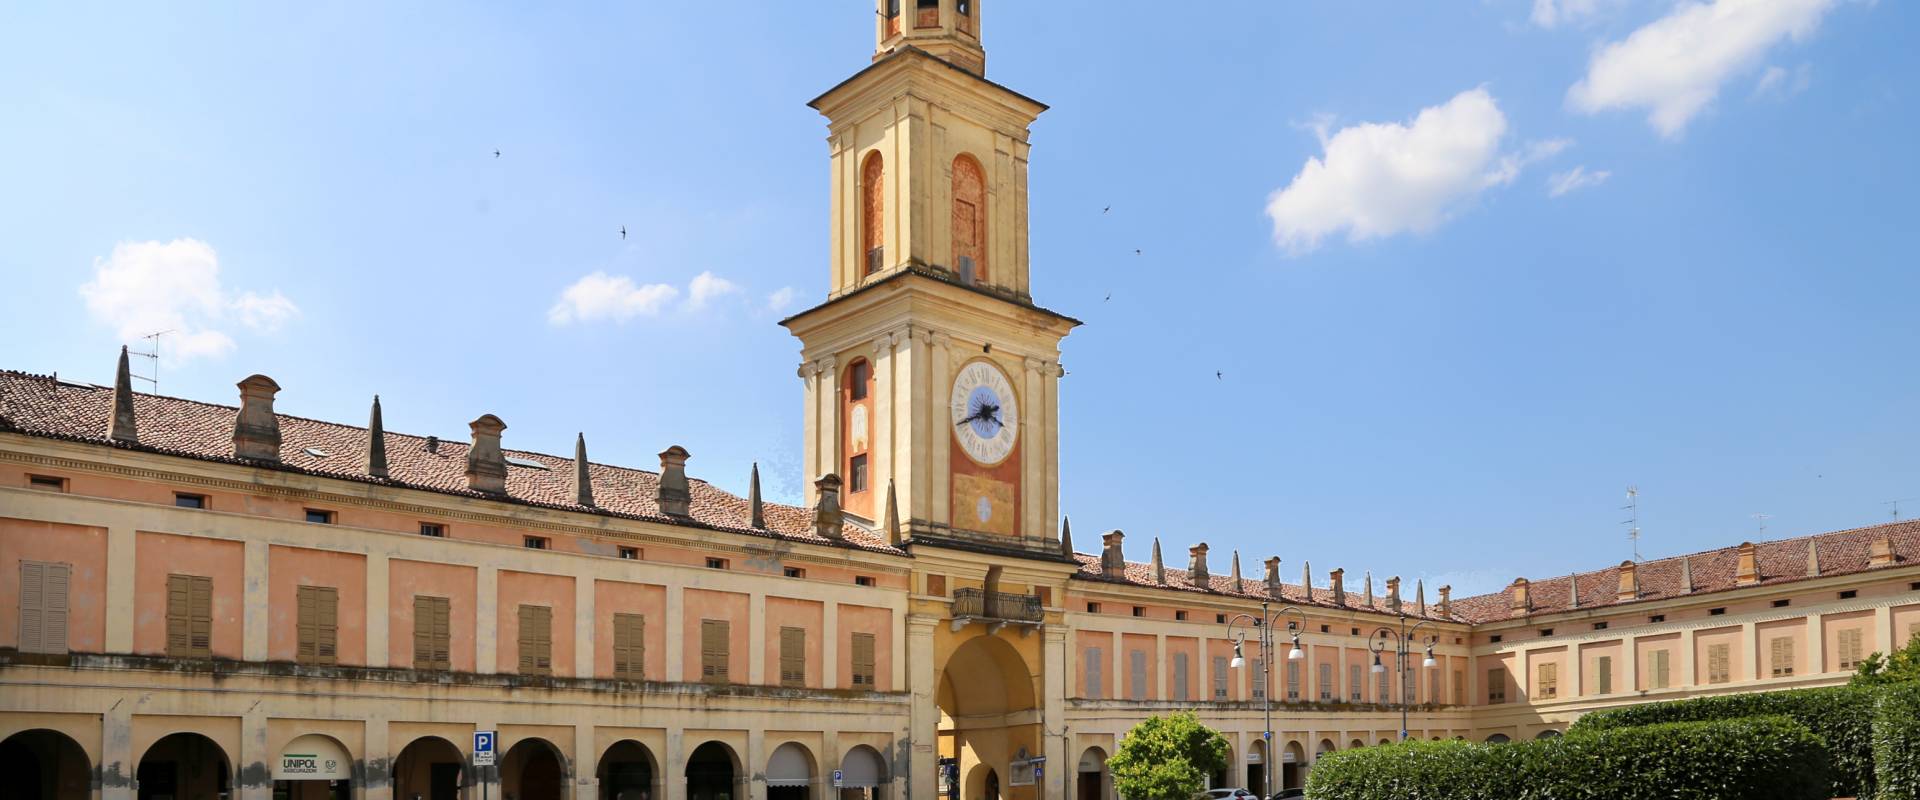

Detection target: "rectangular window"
[928, 575, 947, 596]
[1084, 647, 1102, 698]
[419, 522, 445, 537]
[1086, 602, 1100, 613]
[1171, 653, 1189, 701]
[701, 619, 730, 684]
[174, 492, 207, 509]
[28, 474, 67, 491]
[1378, 664, 1391, 704]
[618, 546, 639, 560]
[1251, 658, 1266, 700]
[1349, 664, 1363, 701]
[1454, 670, 1465, 705]
[523, 536, 549, 550]
[1649, 614, 1666, 623]
[1132, 606, 1144, 617]
[1707, 642, 1731, 684]
[1592, 621, 1609, 631]
[305, 508, 335, 524]
[166, 574, 213, 658]
[1287, 660, 1302, 701]
[1175, 610, 1188, 621]
[1771, 637, 1794, 677]
[1319, 662, 1334, 701]
[412, 595, 451, 670]
[17, 561, 70, 654]
[1597, 655, 1613, 695]
[849, 454, 869, 494]
[1772, 599, 1791, 608]
[707, 558, 729, 570]
[1838, 629, 1864, 669]
[1213, 655, 1230, 700]
[1535, 662, 1558, 699]
[518, 604, 552, 675]
[784, 567, 806, 579]
[1490, 634, 1503, 643]
[1709, 607, 1727, 616]
[1838, 590, 1857, 600]
[612, 612, 646, 680]
[855, 576, 877, 587]
[852, 632, 877, 687]
[1487, 668, 1506, 704]
[1129, 650, 1147, 700]
[295, 585, 338, 665]
[1539, 628, 1554, 637]
[1649, 649, 1671, 689]
[780, 626, 807, 687]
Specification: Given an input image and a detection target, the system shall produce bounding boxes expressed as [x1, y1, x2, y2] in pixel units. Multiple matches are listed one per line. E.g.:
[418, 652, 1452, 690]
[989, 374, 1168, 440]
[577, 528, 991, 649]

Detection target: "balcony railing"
[952, 588, 1043, 624]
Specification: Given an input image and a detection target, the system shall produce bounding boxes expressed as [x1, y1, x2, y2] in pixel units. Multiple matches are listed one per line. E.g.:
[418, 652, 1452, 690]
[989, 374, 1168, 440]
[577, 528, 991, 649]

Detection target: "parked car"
[1269, 790, 1306, 799]
[1200, 789, 1259, 800]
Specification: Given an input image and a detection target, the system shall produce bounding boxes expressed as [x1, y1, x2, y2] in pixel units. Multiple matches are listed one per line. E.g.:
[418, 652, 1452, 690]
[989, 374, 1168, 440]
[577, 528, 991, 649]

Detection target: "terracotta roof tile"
[1070, 553, 1452, 622]
[0, 370, 901, 555]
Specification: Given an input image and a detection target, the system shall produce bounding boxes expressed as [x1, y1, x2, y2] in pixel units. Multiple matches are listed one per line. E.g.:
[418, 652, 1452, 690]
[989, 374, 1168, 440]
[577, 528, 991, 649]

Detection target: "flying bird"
[619, 226, 627, 240]
[1216, 371, 1223, 380]
[1103, 205, 1110, 214]
[1134, 249, 1142, 255]
[493, 149, 501, 158]
[1103, 291, 1111, 302]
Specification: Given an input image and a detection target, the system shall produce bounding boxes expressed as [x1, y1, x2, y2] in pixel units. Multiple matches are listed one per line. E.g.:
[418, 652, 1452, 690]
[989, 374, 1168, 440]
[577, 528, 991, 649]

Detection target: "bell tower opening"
[876, 0, 986, 75]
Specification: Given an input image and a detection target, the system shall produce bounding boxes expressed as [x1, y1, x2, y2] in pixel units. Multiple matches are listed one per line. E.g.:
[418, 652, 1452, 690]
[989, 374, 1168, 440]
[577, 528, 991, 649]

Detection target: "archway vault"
[936, 631, 1044, 800]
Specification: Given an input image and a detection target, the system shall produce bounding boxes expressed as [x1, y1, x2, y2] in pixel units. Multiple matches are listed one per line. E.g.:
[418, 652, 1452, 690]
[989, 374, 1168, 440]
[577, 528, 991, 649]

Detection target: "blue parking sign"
[474, 731, 496, 766]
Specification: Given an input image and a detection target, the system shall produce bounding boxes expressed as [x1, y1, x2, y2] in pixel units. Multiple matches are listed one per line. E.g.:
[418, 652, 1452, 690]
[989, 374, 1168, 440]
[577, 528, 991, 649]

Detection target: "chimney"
[1438, 585, 1452, 618]
[108, 346, 138, 444]
[1807, 539, 1820, 577]
[573, 433, 595, 507]
[231, 374, 283, 462]
[1386, 576, 1402, 614]
[1509, 578, 1530, 613]
[1150, 538, 1166, 585]
[886, 480, 904, 546]
[1735, 542, 1759, 585]
[464, 414, 507, 494]
[1230, 551, 1244, 594]
[1329, 568, 1346, 607]
[1415, 579, 1426, 616]
[1365, 571, 1376, 607]
[656, 446, 692, 517]
[1616, 561, 1637, 601]
[1188, 543, 1210, 588]
[1869, 535, 1897, 567]
[813, 473, 844, 540]
[1101, 531, 1127, 577]
[426, 435, 439, 454]
[1264, 557, 1283, 598]
[747, 463, 766, 528]
[1680, 556, 1694, 594]
[1568, 573, 1581, 609]
[365, 395, 388, 478]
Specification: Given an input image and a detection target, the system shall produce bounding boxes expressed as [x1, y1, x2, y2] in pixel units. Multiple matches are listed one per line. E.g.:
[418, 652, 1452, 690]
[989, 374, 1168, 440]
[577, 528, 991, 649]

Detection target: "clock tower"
[782, 0, 1077, 559]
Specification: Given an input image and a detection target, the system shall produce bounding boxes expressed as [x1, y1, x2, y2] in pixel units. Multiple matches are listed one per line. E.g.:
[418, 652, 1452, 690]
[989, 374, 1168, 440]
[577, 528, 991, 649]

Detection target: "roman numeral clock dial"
[950, 359, 1018, 465]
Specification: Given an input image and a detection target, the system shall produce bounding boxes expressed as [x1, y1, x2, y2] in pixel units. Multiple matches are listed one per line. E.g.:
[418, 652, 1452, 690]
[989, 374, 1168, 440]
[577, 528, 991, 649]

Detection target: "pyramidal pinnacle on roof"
[1301, 560, 1313, 596]
[1365, 571, 1376, 607]
[1230, 550, 1244, 594]
[885, 479, 903, 546]
[1415, 578, 1427, 616]
[1568, 572, 1580, 609]
[1680, 556, 1694, 594]
[108, 346, 138, 444]
[1059, 515, 1073, 559]
[1150, 537, 1166, 585]
[365, 395, 388, 478]
[573, 433, 595, 507]
[1807, 538, 1821, 577]
[748, 462, 765, 529]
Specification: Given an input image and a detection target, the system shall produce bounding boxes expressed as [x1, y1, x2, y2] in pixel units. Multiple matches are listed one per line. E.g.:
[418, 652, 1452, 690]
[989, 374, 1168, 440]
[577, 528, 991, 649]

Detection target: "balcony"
[951, 588, 1043, 635]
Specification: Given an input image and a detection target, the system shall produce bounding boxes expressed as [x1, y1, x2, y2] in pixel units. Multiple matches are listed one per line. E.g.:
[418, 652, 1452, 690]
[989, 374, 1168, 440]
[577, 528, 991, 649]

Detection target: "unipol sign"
[275, 734, 349, 781]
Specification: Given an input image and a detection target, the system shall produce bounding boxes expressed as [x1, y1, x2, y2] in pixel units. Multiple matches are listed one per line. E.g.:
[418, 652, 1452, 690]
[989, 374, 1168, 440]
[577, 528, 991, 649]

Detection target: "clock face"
[949, 359, 1019, 465]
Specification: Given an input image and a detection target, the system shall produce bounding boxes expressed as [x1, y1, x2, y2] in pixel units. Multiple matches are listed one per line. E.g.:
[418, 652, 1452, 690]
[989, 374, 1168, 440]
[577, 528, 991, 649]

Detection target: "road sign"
[1264, 731, 1273, 740]
[1034, 763, 1044, 782]
[474, 731, 496, 766]
[833, 769, 844, 788]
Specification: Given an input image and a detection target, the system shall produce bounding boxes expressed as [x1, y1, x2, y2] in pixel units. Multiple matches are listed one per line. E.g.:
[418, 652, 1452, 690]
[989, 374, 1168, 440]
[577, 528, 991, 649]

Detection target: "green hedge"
[1570, 683, 1875, 798]
[1876, 684, 1920, 800]
[1304, 716, 1830, 800]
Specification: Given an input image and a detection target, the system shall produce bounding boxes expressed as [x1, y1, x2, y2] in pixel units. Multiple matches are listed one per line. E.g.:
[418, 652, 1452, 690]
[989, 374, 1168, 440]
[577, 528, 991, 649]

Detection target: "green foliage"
[1107, 712, 1230, 800]
[1305, 716, 1829, 800]
[1852, 629, 1920, 688]
[1875, 684, 1920, 800]
[1570, 683, 1876, 798]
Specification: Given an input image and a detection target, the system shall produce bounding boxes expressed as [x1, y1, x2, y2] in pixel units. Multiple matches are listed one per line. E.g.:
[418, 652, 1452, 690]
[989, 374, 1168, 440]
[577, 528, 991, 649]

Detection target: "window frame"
[174, 492, 208, 509]
[27, 474, 67, 492]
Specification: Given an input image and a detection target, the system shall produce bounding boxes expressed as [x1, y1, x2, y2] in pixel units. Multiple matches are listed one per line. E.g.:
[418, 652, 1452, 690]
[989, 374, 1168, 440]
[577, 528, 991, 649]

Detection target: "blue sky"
[3, 1, 1915, 596]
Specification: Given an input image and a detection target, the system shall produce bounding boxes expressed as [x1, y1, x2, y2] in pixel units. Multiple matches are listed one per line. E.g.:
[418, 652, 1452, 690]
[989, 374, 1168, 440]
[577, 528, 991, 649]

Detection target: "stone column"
[900, 327, 929, 523]
[576, 576, 596, 679]
[822, 599, 841, 690]
[104, 525, 136, 653]
[367, 552, 390, 668]
[575, 723, 596, 800]
[1568, 646, 1582, 700]
[1741, 621, 1759, 681]
[1154, 634, 1167, 700]
[665, 727, 687, 800]
[1043, 360, 1062, 542]
[1679, 629, 1697, 687]
[929, 333, 952, 526]
[102, 700, 133, 800]
[871, 332, 900, 512]
[746, 729, 766, 800]
[905, 615, 940, 800]
[1022, 356, 1045, 540]
[238, 708, 270, 800]
[1621, 635, 1639, 691]
[748, 591, 767, 685]
[364, 717, 391, 800]
[801, 362, 821, 502]
[243, 539, 269, 662]
[821, 357, 841, 490]
[665, 586, 685, 682]
[1806, 613, 1826, 675]
[477, 566, 499, 674]
[1043, 625, 1069, 800]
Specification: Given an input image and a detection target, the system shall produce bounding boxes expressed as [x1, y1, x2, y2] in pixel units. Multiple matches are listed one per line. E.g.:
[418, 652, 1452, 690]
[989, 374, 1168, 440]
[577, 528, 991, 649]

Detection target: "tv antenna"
[1883, 498, 1919, 522]
[1750, 512, 1772, 538]
[128, 330, 172, 393]
[1621, 486, 1642, 562]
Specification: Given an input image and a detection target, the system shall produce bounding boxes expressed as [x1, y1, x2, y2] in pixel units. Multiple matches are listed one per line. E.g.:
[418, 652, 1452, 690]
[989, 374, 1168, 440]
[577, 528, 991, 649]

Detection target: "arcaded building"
[3, 3, 1919, 800]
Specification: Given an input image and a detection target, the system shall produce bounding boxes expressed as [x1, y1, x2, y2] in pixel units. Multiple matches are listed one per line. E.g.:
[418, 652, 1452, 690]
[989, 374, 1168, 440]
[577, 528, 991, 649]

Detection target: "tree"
[1108, 712, 1231, 800]
[1851, 629, 1920, 687]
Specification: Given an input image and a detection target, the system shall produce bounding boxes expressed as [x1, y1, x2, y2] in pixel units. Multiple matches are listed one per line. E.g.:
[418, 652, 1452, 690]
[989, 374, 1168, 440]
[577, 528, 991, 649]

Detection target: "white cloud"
[1754, 62, 1814, 99]
[765, 286, 799, 313]
[1531, 0, 1619, 28]
[1547, 165, 1613, 197]
[685, 270, 740, 311]
[79, 238, 299, 363]
[1265, 88, 1555, 254]
[546, 271, 679, 325]
[1568, 0, 1842, 137]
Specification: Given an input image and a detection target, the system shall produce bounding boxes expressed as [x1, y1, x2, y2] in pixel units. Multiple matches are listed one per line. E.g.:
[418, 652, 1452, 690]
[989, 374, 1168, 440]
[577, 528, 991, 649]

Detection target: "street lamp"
[1369, 612, 1439, 742]
[1226, 602, 1306, 799]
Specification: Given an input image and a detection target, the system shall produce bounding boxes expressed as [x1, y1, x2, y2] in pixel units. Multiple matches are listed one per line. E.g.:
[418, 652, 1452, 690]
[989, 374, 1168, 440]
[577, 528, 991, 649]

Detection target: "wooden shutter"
[780, 626, 806, 687]
[1216, 656, 1231, 700]
[519, 605, 552, 675]
[19, 561, 68, 654]
[1084, 647, 1101, 698]
[701, 620, 730, 683]
[1772, 637, 1793, 677]
[1348, 664, 1361, 701]
[1287, 660, 1302, 701]
[1708, 643, 1730, 684]
[1537, 663, 1557, 699]
[1839, 629, 1863, 669]
[1318, 663, 1333, 700]
[1454, 670, 1465, 705]
[1128, 650, 1146, 699]
[851, 632, 876, 687]
[414, 596, 450, 670]
[1170, 653, 1188, 701]
[167, 574, 212, 658]
[296, 586, 338, 665]
[1487, 668, 1504, 704]
[1596, 656, 1613, 694]
[1378, 665, 1390, 703]
[1650, 649, 1670, 688]
[613, 613, 645, 680]
[1250, 658, 1266, 699]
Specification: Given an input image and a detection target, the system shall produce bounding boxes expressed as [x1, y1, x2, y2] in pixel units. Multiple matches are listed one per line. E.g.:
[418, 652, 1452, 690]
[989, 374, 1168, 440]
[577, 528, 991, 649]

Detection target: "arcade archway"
[1074, 746, 1109, 800]
[393, 736, 464, 800]
[0, 729, 91, 799]
[766, 742, 816, 800]
[502, 737, 566, 800]
[599, 739, 658, 800]
[937, 633, 1039, 800]
[1278, 741, 1306, 791]
[138, 731, 231, 800]
[686, 741, 740, 800]
[838, 744, 889, 800]
[272, 733, 351, 799]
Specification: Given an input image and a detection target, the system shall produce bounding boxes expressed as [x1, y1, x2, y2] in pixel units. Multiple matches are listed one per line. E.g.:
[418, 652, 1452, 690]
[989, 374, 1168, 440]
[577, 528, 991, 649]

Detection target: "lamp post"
[1226, 602, 1306, 799]
[1368, 613, 1439, 742]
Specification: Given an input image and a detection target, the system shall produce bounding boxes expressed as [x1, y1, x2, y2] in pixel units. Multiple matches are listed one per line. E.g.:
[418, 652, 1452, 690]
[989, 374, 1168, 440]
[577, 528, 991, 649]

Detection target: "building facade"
[3, 3, 1919, 800]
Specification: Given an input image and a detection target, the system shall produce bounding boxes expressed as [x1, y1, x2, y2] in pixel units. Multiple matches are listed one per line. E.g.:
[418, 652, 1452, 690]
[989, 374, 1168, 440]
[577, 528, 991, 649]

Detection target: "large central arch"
[937, 633, 1040, 800]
